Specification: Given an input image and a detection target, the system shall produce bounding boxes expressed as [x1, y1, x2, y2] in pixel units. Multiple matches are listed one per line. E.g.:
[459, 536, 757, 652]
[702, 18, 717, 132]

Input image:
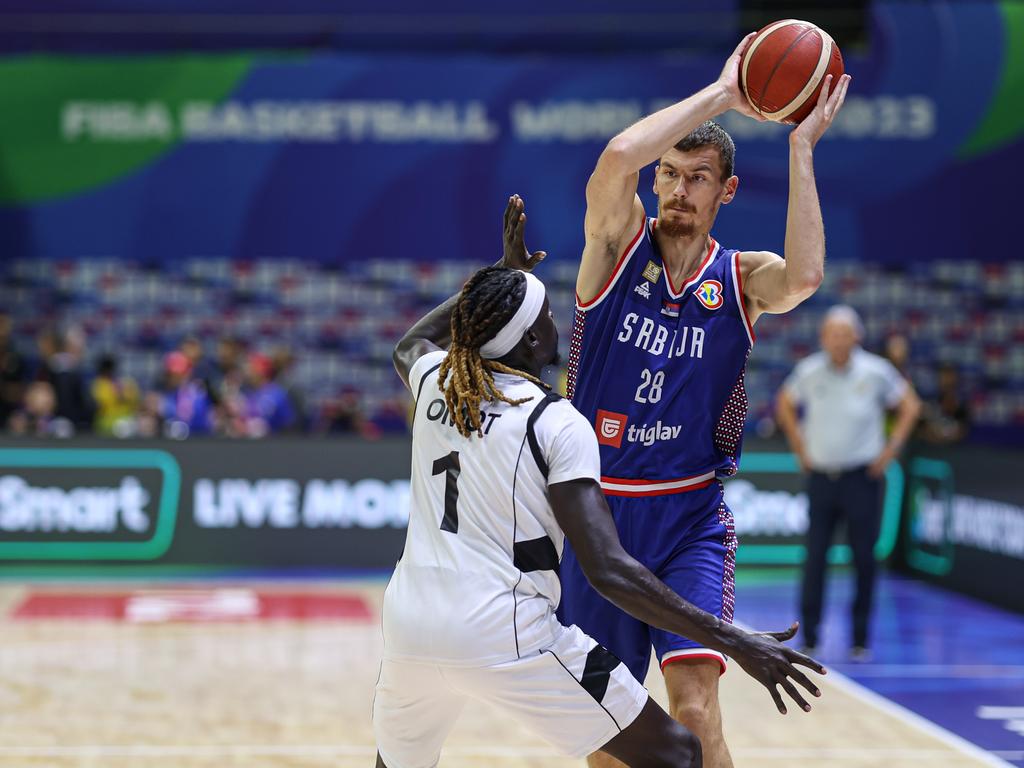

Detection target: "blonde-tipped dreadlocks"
[438, 267, 550, 438]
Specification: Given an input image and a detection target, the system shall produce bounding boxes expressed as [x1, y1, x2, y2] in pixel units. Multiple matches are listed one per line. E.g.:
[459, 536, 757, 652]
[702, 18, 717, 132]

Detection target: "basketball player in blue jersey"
[553, 35, 852, 768]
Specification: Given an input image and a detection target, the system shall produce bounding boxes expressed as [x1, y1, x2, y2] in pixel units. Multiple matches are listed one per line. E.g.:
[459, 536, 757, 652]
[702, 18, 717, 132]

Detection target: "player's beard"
[658, 204, 699, 239]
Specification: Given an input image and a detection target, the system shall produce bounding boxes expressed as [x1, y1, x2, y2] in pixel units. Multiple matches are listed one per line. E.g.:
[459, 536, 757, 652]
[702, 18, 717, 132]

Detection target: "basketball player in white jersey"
[373, 198, 824, 768]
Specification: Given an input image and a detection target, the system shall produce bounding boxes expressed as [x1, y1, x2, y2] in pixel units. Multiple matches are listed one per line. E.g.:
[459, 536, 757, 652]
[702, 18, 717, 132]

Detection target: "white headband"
[479, 271, 547, 360]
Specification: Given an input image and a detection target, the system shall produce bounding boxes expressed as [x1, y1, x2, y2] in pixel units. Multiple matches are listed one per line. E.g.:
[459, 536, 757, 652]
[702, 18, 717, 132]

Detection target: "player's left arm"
[393, 195, 545, 389]
[869, 373, 922, 478]
[741, 73, 851, 325]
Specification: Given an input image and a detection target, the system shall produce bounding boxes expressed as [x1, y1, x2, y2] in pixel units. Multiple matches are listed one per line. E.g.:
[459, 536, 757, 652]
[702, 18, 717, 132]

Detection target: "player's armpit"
[740, 250, 821, 322]
[577, 192, 646, 305]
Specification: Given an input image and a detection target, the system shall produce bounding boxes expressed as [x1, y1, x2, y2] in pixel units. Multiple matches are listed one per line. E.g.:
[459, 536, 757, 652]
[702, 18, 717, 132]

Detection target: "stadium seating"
[3, 257, 1022, 434]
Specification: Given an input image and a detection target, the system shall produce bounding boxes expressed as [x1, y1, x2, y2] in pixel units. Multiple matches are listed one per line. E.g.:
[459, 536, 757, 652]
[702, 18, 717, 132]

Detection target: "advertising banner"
[0, 437, 903, 571]
[903, 446, 1024, 613]
[0, 438, 412, 569]
[2, 437, 1018, 609]
[0, 1, 1019, 267]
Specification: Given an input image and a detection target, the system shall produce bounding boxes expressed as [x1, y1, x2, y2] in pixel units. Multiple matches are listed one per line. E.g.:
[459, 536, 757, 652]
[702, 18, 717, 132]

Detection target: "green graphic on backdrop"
[904, 458, 955, 576]
[733, 453, 904, 566]
[960, 0, 1024, 158]
[0, 55, 252, 204]
[0, 448, 180, 560]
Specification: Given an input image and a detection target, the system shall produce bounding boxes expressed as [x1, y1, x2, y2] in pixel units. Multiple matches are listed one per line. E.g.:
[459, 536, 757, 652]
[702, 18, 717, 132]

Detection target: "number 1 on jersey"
[635, 368, 665, 403]
[432, 451, 461, 533]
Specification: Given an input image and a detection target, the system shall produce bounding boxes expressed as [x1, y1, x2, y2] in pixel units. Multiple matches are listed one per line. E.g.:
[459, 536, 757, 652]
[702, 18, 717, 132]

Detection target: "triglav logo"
[0, 449, 180, 561]
[626, 421, 682, 446]
[596, 409, 628, 448]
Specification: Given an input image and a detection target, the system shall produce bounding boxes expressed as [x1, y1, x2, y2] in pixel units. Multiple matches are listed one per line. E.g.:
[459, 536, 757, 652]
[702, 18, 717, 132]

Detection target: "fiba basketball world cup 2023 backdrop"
[740, 19, 845, 124]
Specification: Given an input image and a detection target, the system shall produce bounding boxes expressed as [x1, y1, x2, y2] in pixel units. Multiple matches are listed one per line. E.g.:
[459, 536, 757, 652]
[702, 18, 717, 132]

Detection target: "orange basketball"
[740, 19, 844, 124]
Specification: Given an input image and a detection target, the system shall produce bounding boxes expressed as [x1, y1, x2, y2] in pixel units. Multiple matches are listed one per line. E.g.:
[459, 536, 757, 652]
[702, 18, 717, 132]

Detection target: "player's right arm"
[549, 477, 825, 714]
[577, 32, 762, 304]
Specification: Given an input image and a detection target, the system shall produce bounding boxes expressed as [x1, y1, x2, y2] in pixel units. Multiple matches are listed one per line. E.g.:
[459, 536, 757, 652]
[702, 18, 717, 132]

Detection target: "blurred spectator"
[316, 387, 379, 438]
[35, 326, 94, 432]
[91, 354, 141, 437]
[919, 363, 971, 444]
[160, 351, 213, 438]
[776, 305, 921, 660]
[242, 352, 296, 436]
[210, 335, 245, 403]
[882, 333, 913, 436]
[270, 347, 306, 430]
[0, 312, 27, 430]
[137, 392, 164, 438]
[883, 333, 911, 380]
[180, 336, 216, 391]
[372, 395, 411, 435]
[8, 381, 72, 437]
[32, 328, 59, 382]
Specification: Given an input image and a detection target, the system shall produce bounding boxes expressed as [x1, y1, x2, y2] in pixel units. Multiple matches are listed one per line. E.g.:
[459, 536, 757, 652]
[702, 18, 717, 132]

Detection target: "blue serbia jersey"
[567, 217, 756, 495]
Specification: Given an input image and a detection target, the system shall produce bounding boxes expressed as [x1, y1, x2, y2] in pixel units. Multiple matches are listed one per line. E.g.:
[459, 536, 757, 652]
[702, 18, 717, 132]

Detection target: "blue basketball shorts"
[557, 480, 738, 683]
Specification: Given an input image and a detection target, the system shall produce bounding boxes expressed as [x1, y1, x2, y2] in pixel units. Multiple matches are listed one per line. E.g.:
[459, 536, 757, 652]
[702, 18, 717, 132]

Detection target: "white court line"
[828, 664, 1024, 679]
[821, 667, 1015, 767]
[731, 622, 1014, 768]
[0, 745, 1008, 760]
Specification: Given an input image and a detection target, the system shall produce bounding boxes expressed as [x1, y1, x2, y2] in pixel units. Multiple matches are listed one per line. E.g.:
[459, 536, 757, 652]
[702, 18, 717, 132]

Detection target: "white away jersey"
[383, 350, 601, 666]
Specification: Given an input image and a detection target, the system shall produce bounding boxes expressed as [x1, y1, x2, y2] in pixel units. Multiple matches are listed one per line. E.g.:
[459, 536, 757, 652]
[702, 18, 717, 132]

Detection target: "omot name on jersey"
[425, 398, 503, 435]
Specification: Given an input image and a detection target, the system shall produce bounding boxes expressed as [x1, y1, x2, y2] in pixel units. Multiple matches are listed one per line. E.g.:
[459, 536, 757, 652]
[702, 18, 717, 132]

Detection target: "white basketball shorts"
[372, 623, 649, 768]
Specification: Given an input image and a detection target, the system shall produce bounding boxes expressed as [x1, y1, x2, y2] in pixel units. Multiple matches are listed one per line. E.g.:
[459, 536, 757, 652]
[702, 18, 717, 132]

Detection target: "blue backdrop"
[0, 1, 1019, 267]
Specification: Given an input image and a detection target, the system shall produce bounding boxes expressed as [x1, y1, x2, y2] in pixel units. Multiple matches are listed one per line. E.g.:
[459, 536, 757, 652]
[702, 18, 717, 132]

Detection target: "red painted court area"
[10, 589, 373, 623]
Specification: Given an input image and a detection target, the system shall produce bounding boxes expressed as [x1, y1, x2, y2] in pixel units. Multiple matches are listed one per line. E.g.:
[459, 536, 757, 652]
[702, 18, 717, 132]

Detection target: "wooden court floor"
[0, 580, 999, 768]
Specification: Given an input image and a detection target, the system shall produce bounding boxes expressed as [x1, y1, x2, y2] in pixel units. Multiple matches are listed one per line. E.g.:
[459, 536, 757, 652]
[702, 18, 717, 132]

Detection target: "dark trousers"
[799, 466, 883, 648]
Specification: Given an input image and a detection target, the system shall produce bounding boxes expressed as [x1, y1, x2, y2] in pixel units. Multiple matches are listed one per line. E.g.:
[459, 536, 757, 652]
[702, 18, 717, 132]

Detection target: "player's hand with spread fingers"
[790, 72, 852, 148]
[724, 620, 827, 715]
[500, 194, 546, 272]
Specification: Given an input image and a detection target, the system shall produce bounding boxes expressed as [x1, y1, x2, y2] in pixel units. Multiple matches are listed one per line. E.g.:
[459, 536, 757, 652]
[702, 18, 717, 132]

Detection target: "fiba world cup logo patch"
[693, 280, 724, 310]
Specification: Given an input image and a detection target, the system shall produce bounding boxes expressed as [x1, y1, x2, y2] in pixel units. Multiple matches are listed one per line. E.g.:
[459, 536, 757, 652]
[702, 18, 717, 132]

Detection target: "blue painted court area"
[736, 571, 1024, 765]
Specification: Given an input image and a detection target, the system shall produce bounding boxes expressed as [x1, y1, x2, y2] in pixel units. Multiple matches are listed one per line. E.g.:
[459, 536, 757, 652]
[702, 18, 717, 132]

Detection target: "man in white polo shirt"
[776, 305, 921, 659]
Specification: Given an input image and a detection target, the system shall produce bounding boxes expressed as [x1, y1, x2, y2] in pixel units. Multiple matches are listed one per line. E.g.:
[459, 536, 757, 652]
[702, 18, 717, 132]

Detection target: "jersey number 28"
[635, 368, 665, 404]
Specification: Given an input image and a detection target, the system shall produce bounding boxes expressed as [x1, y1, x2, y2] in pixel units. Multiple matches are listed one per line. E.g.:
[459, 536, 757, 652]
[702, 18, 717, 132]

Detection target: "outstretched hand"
[791, 73, 851, 148]
[728, 621, 827, 715]
[501, 194, 546, 272]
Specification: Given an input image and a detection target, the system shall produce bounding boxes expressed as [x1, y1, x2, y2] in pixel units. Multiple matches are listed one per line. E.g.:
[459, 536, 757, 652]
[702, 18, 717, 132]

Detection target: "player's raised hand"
[791, 73, 852, 148]
[716, 32, 766, 122]
[501, 194, 546, 272]
[726, 621, 827, 715]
